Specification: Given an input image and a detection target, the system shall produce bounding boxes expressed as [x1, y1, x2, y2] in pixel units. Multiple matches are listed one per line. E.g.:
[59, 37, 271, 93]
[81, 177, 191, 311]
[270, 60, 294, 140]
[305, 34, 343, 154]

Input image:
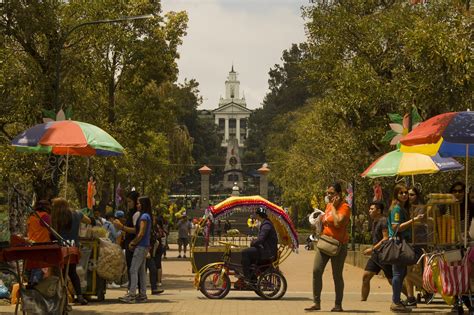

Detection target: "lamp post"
[53, 14, 154, 111]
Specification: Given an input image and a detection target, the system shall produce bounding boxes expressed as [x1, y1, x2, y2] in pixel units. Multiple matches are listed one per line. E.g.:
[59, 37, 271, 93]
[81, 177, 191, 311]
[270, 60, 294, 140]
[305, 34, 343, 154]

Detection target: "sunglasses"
[452, 189, 464, 193]
[399, 191, 408, 195]
[408, 193, 417, 196]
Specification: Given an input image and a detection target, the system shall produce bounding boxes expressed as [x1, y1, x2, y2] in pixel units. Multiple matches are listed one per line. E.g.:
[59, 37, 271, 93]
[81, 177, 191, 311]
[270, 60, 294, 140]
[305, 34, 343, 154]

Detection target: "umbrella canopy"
[400, 111, 473, 248]
[11, 120, 123, 156]
[400, 111, 474, 157]
[361, 149, 463, 178]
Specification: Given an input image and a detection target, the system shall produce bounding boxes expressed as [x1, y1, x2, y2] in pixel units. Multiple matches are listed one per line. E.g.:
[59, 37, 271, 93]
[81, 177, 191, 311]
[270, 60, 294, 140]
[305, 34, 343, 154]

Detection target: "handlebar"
[218, 241, 240, 248]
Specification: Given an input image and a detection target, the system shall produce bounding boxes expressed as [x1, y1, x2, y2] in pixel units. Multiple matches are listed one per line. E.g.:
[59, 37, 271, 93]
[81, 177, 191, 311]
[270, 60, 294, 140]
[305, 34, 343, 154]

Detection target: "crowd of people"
[23, 190, 197, 305]
[21, 179, 474, 312]
[303, 181, 474, 313]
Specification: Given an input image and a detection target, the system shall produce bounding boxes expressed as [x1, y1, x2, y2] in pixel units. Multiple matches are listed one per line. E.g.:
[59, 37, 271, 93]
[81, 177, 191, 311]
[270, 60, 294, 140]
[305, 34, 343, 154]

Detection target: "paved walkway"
[0, 245, 455, 314]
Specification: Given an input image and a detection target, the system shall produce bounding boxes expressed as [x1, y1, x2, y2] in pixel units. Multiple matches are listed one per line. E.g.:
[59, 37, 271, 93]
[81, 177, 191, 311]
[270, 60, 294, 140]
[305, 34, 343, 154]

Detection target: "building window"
[218, 119, 225, 130]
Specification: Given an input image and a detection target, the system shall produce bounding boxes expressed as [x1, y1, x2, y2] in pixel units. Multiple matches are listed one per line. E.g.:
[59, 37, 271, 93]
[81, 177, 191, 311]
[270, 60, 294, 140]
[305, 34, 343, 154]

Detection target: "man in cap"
[241, 207, 278, 284]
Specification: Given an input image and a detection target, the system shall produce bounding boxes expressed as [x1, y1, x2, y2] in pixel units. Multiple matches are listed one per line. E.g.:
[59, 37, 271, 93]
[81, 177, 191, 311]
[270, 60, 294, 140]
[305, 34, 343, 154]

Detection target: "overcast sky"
[161, 0, 308, 110]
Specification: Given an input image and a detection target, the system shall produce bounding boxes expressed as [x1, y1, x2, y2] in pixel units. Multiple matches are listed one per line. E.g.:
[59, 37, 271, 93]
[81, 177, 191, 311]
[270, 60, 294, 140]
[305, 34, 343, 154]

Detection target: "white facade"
[213, 66, 252, 148]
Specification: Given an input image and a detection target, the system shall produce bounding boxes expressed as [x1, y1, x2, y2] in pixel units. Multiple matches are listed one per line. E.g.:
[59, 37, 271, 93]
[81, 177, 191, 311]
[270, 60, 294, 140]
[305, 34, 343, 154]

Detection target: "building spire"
[231, 63, 235, 73]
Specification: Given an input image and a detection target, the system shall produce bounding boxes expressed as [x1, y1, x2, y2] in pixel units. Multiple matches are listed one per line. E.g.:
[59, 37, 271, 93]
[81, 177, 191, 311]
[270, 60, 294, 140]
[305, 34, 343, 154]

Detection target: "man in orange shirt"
[27, 200, 52, 285]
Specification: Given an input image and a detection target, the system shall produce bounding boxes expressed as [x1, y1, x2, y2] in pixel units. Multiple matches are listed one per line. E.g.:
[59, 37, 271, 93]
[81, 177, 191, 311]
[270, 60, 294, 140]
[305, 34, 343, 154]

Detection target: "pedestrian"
[361, 201, 392, 301]
[387, 184, 423, 313]
[176, 214, 192, 258]
[305, 182, 351, 312]
[27, 200, 52, 285]
[114, 191, 140, 291]
[51, 198, 91, 305]
[448, 182, 473, 313]
[404, 186, 428, 308]
[146, 212, 165, 295]
[103, 212, 118, 243]
[118, 196, 152, 303]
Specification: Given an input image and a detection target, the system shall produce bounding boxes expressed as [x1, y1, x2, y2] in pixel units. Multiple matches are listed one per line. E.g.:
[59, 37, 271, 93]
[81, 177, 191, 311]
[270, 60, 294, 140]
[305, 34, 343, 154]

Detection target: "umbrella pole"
[64, 149, 69, 199]
[464, 144, 469, 248]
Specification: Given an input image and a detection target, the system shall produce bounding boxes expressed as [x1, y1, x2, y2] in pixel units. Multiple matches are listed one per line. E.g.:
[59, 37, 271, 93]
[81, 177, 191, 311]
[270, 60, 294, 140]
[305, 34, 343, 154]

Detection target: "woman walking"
[305, 183, 351, 312]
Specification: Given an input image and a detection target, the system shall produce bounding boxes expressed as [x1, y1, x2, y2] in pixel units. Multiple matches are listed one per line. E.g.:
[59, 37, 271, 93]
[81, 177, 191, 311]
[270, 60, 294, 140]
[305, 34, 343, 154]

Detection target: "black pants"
[65, 264, 81, 297]
[146, 245, 164, 291]
[241, 247, 259, 281]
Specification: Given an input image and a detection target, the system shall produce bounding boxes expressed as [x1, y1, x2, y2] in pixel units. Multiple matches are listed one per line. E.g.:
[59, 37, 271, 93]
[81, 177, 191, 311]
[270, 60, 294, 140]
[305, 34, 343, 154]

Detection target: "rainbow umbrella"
[361, 149, 463, 178]
[12, 120, 124, 197]
[12, 120, 123, 156]
[400, 111, 474, 247]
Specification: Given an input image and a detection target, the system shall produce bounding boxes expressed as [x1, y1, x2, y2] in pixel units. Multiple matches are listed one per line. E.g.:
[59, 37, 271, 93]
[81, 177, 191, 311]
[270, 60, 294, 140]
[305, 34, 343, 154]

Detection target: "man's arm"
[363, 228, 388, 255]
[252, 222, 270, 247]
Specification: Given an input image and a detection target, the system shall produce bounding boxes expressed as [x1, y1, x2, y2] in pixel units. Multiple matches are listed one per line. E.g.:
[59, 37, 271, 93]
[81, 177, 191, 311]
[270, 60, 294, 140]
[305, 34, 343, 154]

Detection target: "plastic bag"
[96, 238, 125, 281]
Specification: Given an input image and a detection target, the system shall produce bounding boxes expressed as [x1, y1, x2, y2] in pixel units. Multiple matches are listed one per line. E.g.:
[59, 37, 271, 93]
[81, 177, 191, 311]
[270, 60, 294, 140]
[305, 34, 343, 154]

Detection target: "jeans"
[129, 246, 147, 296]
[312, 244, 347, 305]
[391, 263, 407, 304]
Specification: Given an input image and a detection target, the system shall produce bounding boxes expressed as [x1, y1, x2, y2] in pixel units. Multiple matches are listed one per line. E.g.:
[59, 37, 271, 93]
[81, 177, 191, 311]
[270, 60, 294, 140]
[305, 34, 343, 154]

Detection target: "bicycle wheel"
[199, 269, 231, 299]
[256, 269, 287, 300]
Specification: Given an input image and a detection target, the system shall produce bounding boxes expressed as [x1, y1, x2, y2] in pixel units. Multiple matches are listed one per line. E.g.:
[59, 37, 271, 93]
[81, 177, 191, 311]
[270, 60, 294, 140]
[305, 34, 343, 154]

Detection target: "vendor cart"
[79, 239, 106, 302]
[0, 236, 79, 315]
[407, 193, 465, 305]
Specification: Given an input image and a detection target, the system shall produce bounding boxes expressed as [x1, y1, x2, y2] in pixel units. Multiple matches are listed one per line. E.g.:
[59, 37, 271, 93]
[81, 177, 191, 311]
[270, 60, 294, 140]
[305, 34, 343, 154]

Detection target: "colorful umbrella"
[11, 120, 123, 156]
[400, 110, 473, 247]
[11, 120, 124, 198]
[361, 149, 463, 178]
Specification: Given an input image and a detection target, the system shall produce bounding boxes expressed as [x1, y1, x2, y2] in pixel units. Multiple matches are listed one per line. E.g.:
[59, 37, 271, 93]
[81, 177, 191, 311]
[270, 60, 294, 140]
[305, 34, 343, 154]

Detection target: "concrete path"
[0, 245, 455, 314]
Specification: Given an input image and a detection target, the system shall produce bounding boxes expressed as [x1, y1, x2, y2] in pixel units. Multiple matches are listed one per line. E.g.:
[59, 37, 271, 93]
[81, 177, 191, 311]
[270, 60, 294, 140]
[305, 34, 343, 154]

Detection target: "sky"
[161, 0, 308, 110]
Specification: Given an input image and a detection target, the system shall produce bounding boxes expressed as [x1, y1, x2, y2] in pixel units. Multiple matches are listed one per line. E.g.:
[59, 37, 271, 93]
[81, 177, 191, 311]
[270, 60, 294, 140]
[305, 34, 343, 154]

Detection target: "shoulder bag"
[316, 234, 341, 256]
[375, 223, 416, 265]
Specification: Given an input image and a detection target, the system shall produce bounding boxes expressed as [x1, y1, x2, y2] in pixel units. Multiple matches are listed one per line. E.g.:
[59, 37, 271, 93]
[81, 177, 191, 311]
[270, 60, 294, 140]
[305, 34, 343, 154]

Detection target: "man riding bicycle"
[241, 207, 278, 284]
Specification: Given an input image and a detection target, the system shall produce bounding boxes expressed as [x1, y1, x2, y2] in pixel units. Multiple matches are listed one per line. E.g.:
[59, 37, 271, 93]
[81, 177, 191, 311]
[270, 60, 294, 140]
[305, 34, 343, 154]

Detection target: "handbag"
[316, 234, 341, 256]
[375, 222, 417, 265]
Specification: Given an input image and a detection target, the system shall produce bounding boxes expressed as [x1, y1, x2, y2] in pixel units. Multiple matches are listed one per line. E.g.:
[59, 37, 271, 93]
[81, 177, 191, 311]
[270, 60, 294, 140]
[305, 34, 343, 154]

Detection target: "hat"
[114, 210, 125, 218]
[255, 207, 267, 217]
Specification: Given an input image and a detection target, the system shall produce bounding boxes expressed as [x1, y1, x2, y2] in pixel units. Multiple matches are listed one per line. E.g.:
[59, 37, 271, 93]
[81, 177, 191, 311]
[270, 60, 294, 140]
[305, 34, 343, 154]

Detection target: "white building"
[213, 66, 252, 148]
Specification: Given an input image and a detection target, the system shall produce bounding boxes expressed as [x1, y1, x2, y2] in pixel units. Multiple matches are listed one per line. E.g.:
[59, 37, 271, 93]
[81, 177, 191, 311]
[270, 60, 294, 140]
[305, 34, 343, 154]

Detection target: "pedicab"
[192, 196, 298, 300]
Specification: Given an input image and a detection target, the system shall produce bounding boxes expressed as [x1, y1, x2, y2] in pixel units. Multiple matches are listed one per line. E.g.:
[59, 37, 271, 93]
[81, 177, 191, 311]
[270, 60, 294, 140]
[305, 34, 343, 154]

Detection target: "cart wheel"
[256, 269, 287, 300]
[199, 269, 231, 299]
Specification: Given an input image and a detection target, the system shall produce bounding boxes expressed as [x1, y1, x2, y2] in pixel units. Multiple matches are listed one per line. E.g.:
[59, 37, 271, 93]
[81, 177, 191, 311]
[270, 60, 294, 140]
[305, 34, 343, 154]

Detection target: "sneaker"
[390, 303, 411, 313]
[151, 289, 164, 295]
[136, 294, 148, 303]
[177, 255, 182, 258]
[405, 297, 417, 308]
[107, 282, 120, 289]
[120, 281, 129, 288]
[75, 295, 88, 305]
[119, 294, 136, 304]
[183, 255, 187, 258]
[425, 293, 435, 304]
